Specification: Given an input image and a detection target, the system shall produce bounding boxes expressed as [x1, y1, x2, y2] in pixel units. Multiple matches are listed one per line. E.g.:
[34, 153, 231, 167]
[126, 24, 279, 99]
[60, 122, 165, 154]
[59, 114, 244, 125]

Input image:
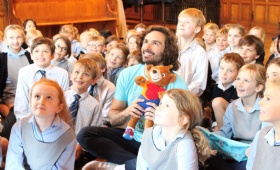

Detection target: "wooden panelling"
[268, 5, 280, 24]
[221, 0, 280, 34]
[230, 3, 239, 21]
[254, 5, 266, 23]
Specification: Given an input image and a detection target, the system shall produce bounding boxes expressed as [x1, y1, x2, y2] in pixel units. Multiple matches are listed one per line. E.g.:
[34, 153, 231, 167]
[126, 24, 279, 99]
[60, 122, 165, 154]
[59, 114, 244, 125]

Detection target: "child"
[51, 36, 72, 72]
[125, 29, 138, 45]
[127, 33, 142, 53]
[208, 27, 229, 82]
[14, 37, 69, 120]
[246, 78, 280, 170]
[22, 19, 37, 49]
[104, 35, 118, 54]
[86, 36, 105, 55]
[0, 25, 33, 117]
[23, 19, 37, 33]
[266, 35, 280, 66]
[176, 8, 208, 96]
[134, 23, 146, 34]
[238, 35, 264, 64]
[59, 24, 82, 57]
[105, 43, 129, 85]
[216, 64, 265, 143]
[6, 79, 76, 169]
[80, 53, 115, 127]
[64, 58, 102, 159]
[76, 29, 98, 59]
[137, 89, 215, 169]
[126, 49, 141, 67]
[203, 22, 219, 54]
[212, 53, 245, 129]
[25, 29, 43, 53]
[227, 24, 246, 53]
[266, 58, 280, 80]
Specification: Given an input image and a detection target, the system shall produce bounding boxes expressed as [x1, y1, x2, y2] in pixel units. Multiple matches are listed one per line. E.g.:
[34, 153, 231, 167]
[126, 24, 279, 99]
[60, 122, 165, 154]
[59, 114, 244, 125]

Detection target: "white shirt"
[65, 87, 103, 134]
[176, 38, 208, 96]
[88, 76, 115, 122]
[14, 64, 69, 120]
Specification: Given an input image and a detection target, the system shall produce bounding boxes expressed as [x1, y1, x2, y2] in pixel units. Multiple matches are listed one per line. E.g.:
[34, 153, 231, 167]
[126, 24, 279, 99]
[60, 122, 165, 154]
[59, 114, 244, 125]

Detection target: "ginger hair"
[30, 79, 70, 124]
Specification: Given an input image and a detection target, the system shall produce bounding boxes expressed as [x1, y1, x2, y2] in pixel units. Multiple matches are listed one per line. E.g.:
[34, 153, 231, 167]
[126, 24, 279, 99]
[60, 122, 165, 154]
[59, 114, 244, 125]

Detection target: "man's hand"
[144, 102, 158, 121]
[122, 98, 145, 118]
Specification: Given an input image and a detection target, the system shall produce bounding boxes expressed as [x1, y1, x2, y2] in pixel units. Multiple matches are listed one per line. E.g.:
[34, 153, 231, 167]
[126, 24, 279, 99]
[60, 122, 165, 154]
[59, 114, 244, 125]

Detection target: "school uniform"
[216, 98, 262, 143]
[246, 126, 280, 170]
[176, 38, 208, 96]
[137, 126, 198, 170]
[212, 81, 238, 103]
[105, 66, 125, 86]
[14, 64, 69, 120]
[65, 87, 103, 134]
[88, 76, 115, 124]
[211, 48, 231, 82]
[51, 58, 69, 71]
[6, 115, 77, 170]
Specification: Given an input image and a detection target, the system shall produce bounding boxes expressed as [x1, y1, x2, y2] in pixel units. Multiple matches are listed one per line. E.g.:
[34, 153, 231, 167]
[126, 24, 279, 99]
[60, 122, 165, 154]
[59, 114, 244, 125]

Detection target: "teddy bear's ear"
[170, 74, 177, 83]
[168, 65, 173, 70]
[146, 64, 154, 71]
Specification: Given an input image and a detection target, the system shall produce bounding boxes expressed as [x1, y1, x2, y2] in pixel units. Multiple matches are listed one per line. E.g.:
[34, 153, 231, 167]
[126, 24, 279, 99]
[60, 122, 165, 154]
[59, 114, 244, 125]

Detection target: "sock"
[114, 164, 125, 170]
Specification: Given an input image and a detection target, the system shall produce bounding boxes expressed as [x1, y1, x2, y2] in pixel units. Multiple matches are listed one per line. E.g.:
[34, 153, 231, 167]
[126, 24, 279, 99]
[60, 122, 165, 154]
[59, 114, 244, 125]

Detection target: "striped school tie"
[88, 84, 96, 97]
[38, 70, 46, 78]
[69, 94, 81, 119]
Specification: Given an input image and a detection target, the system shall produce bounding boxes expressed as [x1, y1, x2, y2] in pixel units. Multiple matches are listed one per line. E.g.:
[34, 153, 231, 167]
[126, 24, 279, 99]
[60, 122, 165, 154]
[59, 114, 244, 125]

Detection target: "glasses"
[87, 44, 103, 48]
[56, 45, 67, 52]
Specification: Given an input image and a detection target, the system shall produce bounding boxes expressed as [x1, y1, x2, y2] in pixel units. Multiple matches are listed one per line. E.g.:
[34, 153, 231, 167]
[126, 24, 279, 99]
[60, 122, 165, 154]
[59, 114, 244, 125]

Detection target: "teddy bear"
[123, 64, 177, 140]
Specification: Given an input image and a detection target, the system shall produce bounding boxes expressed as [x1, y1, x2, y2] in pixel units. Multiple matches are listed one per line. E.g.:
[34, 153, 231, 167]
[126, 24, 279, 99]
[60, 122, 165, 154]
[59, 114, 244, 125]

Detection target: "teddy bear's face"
[147, 65, 176, 87]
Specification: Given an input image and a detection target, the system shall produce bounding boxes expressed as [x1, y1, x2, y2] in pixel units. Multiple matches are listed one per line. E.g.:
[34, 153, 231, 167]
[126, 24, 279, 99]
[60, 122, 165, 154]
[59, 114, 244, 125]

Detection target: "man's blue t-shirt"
[114, 64, 188, 142]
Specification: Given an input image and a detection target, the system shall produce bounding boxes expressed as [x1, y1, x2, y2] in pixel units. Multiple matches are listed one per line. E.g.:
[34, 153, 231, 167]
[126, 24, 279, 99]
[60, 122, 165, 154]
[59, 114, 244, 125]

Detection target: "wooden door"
[220, 0, 280, 34]
[252, 0, 280, 34]
[220, 0, 253, 31]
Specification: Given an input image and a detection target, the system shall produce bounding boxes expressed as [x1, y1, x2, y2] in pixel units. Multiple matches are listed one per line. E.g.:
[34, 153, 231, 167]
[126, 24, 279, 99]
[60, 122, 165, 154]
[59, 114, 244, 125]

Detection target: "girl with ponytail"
[137, 89, 215, 169]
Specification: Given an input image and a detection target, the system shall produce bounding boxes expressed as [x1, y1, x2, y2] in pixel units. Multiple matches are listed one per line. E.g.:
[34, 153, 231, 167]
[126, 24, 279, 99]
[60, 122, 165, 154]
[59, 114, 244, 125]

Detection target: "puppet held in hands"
[123, 64, 176, 140]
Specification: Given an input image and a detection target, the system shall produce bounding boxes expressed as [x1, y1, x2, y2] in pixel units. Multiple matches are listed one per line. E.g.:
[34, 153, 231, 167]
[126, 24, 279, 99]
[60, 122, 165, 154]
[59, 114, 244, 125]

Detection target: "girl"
[266, 57, 280, 80]
[51, 35, 75, 73]
[227, 24, 246, 53]
[23, 19, 37, 33]
[137, 89, 216, 169]
[22, 19, 37, 49]
[6, 79, 76, 170]
[212, 64, 265, 170]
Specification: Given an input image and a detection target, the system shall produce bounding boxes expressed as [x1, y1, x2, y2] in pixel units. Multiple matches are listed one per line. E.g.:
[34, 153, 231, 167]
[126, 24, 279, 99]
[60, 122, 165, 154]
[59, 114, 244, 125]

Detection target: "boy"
[238, 35, 264, 64]
[64, 58, 103, 159]
[0, 25, 33, 117]
[14, 37, 69, 120]
[203, 22, 219, 54]
[80, 53, 115, 126]
[176, 8, 208, 96]
[209, 27, 230, 82]
[86, 36, 105, 56]
[104, 35, 118, 55]
[105, 43, 129, 85]
[76, 29, 98, 59]
[126, 49, 141, 67]
[212, 53, 245, 130]
[246, 78, 280, 170]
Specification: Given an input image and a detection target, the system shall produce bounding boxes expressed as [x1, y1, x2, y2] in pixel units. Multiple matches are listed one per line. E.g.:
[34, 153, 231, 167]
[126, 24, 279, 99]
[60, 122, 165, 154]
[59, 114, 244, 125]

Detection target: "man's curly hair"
[139, 25, 180, 71]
